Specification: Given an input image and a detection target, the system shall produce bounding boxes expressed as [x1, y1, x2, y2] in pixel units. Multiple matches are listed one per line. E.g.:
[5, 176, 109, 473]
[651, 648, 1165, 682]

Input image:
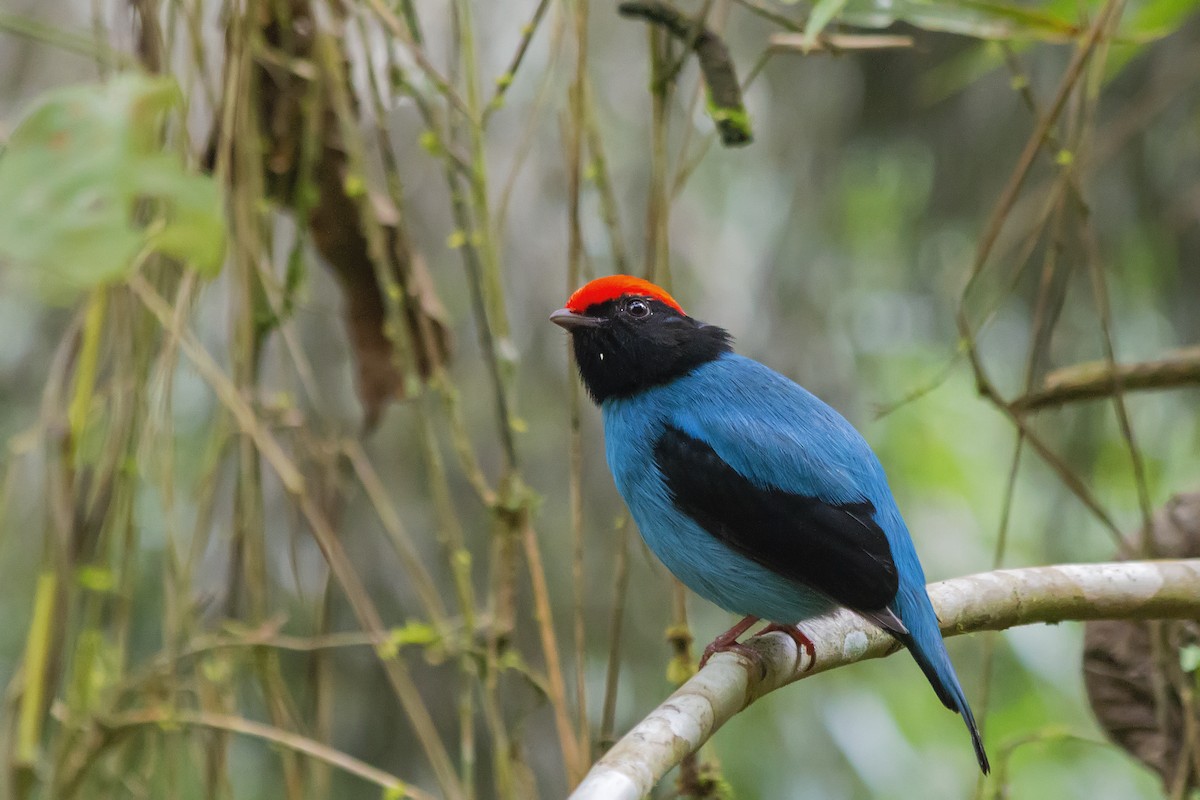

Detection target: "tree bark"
[569, 559, 1200, 800]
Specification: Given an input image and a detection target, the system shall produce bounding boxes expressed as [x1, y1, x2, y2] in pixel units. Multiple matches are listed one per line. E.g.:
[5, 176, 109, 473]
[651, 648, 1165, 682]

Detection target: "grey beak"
[550, 307, 602, 330]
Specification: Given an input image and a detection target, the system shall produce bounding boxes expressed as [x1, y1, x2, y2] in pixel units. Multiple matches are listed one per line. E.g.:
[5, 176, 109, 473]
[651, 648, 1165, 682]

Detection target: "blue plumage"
[604, 354, 900, 621]
[552, 275, 989, 773]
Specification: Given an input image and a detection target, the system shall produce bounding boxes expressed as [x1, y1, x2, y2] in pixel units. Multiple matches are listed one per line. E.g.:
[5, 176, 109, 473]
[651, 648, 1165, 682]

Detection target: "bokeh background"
[2, 0, 1200, 798]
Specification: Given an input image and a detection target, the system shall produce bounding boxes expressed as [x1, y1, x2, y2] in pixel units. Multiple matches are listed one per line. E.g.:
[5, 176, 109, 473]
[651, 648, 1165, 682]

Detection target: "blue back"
[603, 353, 930, 622]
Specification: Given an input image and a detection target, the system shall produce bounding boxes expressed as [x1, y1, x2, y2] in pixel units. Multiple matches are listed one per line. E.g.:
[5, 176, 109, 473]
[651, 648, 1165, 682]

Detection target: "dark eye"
[626, 299, 651, 319]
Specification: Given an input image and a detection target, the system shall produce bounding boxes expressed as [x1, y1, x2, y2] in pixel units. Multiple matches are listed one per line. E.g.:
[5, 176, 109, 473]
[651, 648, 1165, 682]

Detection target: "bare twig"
[128, 275, 465, 800]
[956, 0, 1127, 541]
[483, 0, 552, 121]
[964, 0, 1120, 284]
[1011, 348, 1200, 412]
[361, 0, 473, 120]
[769, 32, 914, 51]
[566, 0, 592, 766]
[519, 511, 584, 783]
[598, 518, 632, 753]
[100, 708, 433, 800]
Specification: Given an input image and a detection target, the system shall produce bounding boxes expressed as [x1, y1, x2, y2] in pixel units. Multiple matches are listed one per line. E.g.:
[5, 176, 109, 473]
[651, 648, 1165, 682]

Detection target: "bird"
[550, 274, 989, 774]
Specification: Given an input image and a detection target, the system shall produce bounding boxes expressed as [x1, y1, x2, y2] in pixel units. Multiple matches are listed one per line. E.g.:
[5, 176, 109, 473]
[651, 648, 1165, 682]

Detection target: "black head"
[550, 294, 732, 404]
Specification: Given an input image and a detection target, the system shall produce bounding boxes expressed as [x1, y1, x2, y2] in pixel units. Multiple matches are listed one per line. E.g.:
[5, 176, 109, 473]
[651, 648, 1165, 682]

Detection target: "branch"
[1010, 347, 1200, 412]
[570, 560, 1200, 800]
[769, 32, 915, 53]
[618, 1, 752, 147]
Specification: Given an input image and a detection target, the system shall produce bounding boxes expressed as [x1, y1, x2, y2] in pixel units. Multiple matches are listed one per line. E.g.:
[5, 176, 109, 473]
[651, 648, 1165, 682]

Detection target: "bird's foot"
[754, 623, 816, 672]
[702, 641, 770, 678]
[698, 615, 760, 670]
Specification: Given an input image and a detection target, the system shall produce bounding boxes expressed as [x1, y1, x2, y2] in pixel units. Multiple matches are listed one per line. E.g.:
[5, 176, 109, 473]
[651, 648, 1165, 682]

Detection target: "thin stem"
[361, 0, 473, 119]
[129, 274, 465, 800]
[598, 519, 632, 753]
[483, 0, 552, 122]
[342, 440, 450, 627]
[520, 512, 584, 783]
[100, 709, 431, 799]
[582, 79, 631, 275]
[566, 0, 593, 764]
[645, 27, 673, 282]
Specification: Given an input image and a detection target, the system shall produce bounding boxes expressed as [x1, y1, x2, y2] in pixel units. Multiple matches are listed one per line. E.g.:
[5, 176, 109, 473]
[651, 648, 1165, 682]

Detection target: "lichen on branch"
[570, 559, 1200, 800]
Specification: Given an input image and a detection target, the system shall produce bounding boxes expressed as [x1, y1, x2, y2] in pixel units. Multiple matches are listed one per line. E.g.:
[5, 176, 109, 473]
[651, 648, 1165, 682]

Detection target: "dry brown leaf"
[214, 0, 451, 431]
[1083, 492, 1200, 793]
[308, 160, 451, 430]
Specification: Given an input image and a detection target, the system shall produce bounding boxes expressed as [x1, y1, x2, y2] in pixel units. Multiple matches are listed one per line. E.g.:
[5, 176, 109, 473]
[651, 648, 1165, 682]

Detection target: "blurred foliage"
[0, 0, 1199, 799]
[0, 74, 224, 299]
[831, 0, 1198, 41]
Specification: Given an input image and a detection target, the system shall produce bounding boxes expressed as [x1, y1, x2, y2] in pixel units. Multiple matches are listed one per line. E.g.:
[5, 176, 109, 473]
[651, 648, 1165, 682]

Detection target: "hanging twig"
[618, 0, 752, 146]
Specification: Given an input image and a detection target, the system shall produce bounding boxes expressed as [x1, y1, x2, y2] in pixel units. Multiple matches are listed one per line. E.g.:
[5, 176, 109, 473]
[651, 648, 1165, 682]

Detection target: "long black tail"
[896, 627, 990, 774]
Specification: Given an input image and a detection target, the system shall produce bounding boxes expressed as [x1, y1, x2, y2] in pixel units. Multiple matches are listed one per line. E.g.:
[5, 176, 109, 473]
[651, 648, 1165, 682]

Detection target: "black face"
[564, 295, 732, 404]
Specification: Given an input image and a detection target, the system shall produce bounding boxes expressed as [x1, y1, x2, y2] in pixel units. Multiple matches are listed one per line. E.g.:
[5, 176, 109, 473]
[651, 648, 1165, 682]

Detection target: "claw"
[697, 616, 816, 677]
[697, 615, 760, 670]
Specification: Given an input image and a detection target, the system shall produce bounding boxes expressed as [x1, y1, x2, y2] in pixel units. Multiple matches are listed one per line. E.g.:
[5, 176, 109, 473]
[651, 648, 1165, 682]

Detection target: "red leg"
[698, 615, 760, 669]
[755, 623, 817, 672]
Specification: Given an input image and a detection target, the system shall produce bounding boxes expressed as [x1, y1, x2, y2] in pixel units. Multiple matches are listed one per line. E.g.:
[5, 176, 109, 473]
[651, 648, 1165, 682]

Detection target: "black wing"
[654, 425, 899, 613]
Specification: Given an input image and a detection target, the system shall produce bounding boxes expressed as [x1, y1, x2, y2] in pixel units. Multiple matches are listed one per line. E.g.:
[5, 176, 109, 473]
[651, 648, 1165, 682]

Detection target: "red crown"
[565, 275, 685, 315]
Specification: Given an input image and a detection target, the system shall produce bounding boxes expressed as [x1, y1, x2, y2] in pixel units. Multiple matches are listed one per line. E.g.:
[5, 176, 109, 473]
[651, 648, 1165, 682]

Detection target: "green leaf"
[1119, 0, 1200, 40]
[842, 0, 1012, 38]
[76, 565, 115, 592]
[839, 0, 1193, 51]
[958, 0, 1079, 36]
[66, 628, 119, 715]
[136, 155, 226, 277]
[804, 0, 852, 46]
[0, 73, 226, 301]
[1181, 644, 1200, 673]
[840, 0, 1079, 41]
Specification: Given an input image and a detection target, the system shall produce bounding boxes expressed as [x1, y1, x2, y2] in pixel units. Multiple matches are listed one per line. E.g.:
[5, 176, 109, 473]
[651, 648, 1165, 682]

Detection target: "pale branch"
[569, 560, 1200, 800]
[1010, 347, 1200, 412]
[769, 32, 915, 52]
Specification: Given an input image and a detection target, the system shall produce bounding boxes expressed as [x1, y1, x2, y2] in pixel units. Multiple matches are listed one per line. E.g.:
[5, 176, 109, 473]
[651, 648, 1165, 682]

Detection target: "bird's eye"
[626, 299, 651, 319]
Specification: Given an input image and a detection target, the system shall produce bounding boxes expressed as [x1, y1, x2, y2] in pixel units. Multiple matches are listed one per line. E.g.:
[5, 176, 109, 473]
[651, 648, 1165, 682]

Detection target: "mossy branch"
[618, 1, 752, 147]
